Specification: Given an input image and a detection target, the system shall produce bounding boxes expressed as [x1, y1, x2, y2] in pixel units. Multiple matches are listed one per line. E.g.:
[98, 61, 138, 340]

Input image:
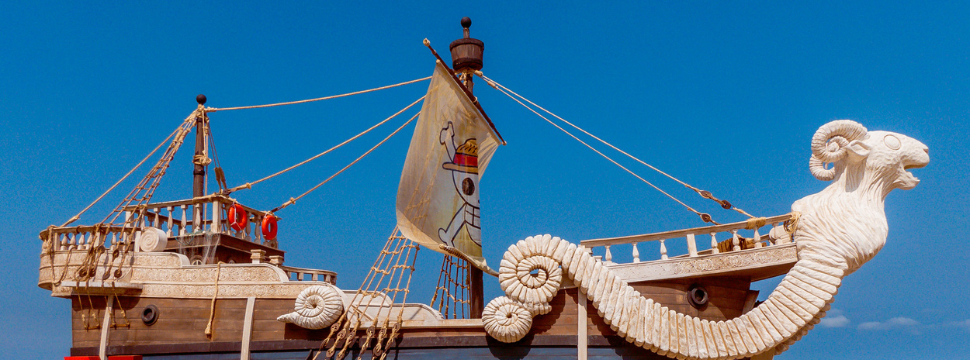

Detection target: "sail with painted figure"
[396, 60, 501, 274]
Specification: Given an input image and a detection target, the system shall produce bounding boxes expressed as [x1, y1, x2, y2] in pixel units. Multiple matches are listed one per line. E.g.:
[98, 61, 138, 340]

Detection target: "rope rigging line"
[60, 122, 185, 227]
[53, 109, 199, 290]
[485, 81, 718, 224]
[206, 76, 431, 112]
[206, 123, 229, 192]
[477, 72, 756, 219]
[271, 110, 421, 213]
[225, 96, 426, 194]
[100, 110, 198, 225]
[315, 228, 419, 360]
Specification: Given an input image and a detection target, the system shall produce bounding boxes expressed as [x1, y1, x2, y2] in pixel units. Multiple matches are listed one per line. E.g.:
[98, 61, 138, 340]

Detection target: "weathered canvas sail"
[396, 61, 500, 273]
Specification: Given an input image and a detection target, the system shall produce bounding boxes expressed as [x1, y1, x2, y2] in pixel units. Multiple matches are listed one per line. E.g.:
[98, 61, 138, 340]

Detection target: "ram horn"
[808, 155, 836, 181]
[810, 120, 868, 163]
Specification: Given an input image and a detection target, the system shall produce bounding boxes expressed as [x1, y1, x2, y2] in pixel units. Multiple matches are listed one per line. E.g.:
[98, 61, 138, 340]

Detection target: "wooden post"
[99, 295, 114, 360]
[449, 17, 487, 319]
[578, 289, 588, 360]
[240, 297, 256, 360]
[193, 95, 207, 199]
[687, 233, 698, 257]
[468, 266, 483, 318]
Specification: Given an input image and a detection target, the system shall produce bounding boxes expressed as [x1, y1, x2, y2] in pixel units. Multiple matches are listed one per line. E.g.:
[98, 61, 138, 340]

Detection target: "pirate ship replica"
[39, 18, 930, 360]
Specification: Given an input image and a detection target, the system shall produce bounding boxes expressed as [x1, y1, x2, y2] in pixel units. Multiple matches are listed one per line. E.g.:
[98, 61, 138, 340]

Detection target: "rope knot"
[193, 154, 212, 166]
[784, 212, 802, 233]
[745, 217, 768, 230]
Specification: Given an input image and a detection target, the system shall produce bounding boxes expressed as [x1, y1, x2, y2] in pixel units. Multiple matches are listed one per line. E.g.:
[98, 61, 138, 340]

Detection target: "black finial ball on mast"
[196, 94, 207, 105]
[450, 17, 484, 71]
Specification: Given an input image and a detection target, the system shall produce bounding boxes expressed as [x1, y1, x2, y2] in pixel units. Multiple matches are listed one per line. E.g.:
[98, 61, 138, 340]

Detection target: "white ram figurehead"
[483, 120, 930, 358]
[796, 119, 929, 274]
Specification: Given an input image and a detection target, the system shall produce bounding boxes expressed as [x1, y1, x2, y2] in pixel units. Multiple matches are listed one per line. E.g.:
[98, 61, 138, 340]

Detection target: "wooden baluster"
[687, 233, 698, 257]
[255, 214, 263, 244]
[112, 232, 118, 249]
[78, 233, 86, 250]
[59, 234, 67, 251]
[167, 206, 174, 236]
[193, 204, 201, 233]
[244, 214, 252, 241]
[253, 214, 260, 243]
[731, 230, 740, 251]
[753, 228, 763, 248]
[659, 239, 668, 260]
[211, 200, 221, 234]
[68, 233, 76, 250]
[769, 222, 777, 245]
[710, 232, 719, 254]
[180, 205, 187, 236]
[136, 213, 144, 244]
[604, 245, 613, 264]
[632, 242, 640, 263]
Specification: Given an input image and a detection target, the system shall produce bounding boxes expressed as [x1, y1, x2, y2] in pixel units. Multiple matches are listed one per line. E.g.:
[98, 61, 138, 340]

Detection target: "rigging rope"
[271, 111, 420, 213]
[206, 76, 431, 112]
[206, 124, 229, 192]
[225, 96, 426, 194]
[60, 123, 185, 227]
[477, 72, 756, 220]
[484, 80, 718, 224]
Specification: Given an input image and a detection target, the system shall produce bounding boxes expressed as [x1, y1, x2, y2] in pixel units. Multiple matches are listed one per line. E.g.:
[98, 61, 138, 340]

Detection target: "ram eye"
[884, 134, 901, 150]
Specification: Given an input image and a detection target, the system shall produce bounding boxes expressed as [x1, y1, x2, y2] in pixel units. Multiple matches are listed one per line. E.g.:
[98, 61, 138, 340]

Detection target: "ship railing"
[41, 224, 132, 252]
[124, 195, 279, 247]
[280, 265, 338, 285]
[579, 214, 794, 265]
[40, 195, 279, 251]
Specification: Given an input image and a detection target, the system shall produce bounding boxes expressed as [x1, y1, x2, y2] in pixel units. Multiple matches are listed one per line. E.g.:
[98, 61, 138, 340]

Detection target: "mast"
[193, 94, 207, 198]
[449, 17, 485, 319]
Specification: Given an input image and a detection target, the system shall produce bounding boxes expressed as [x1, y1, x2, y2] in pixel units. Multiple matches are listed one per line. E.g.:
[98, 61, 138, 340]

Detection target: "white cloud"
[819, 309, 850, 328]
[948, 319, 970, 330]
[821, 315, 850, 328]
[858, 317, 920, 331]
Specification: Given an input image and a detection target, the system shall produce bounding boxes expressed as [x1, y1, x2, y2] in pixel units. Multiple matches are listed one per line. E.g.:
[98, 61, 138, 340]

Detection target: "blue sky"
[2, 1, 968, 359]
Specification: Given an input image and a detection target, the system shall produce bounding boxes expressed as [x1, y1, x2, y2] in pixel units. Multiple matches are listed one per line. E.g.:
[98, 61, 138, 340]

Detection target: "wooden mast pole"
[450, 16, 485, 319]
[193, 94, 207, 199]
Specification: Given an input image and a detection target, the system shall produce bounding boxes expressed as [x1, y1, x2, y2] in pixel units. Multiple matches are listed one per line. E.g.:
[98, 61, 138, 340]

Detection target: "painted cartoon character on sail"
[438, 121, 482, 247]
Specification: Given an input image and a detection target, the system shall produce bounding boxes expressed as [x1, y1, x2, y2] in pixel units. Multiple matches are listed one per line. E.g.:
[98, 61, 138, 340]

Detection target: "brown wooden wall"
[529, 276, 757, 339]
[71, 296, 302, 348]
[71, 275, 756, 354]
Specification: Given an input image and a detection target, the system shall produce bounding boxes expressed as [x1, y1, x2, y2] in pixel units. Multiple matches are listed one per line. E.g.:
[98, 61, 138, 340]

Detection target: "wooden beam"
[578, 289, 588, 360]
[99, 295, 114, 360]
[240, 297, 256, 360]
[468, 266, 483, 318]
